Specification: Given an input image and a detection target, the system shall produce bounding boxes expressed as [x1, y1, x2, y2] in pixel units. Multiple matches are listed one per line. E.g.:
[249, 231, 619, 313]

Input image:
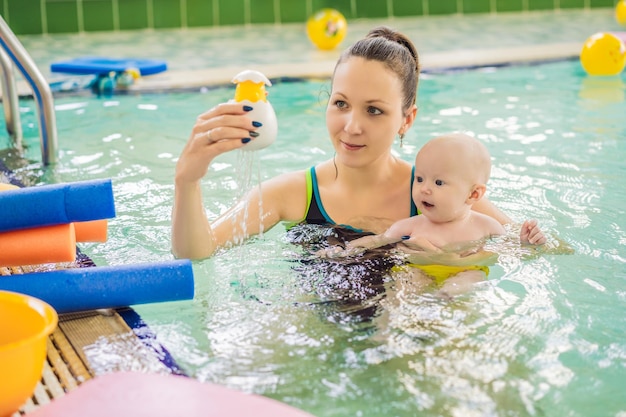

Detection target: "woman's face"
[326, 57, 410, 168]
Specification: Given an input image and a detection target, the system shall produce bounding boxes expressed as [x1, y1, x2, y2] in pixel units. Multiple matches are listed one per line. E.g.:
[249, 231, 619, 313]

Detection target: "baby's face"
[412, 143, 476, 223]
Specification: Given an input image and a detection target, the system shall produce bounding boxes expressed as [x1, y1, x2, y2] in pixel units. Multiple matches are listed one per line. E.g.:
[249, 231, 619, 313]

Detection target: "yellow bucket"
[0, 290, 58, 417]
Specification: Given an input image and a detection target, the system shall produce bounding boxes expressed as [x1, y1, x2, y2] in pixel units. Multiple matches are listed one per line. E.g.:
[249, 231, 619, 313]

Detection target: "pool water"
[2, 59, 626, 416]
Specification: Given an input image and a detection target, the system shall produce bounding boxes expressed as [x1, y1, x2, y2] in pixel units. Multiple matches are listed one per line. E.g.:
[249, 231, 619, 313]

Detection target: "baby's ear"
[467, 184, 486, 204]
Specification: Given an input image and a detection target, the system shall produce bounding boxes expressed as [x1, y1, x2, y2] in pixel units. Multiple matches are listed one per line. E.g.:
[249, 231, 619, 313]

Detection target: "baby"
[322, 133, 542, 295]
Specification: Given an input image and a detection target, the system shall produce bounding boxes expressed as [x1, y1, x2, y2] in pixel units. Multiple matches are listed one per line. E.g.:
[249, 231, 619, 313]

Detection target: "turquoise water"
[2, 60, 626, 416]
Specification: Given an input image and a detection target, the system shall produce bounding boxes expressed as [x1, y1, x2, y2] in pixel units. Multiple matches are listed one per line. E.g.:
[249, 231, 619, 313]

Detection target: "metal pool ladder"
[0, 14, 57, 165]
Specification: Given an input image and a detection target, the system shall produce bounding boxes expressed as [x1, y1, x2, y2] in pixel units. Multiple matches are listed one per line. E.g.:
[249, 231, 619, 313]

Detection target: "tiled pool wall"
[1, 0, 618, 35]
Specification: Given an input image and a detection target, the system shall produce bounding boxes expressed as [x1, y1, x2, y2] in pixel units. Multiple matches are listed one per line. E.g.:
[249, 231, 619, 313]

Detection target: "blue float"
[0, 178, 115, 233]
[0, 260, 195, 313]
[50, 57, 167, 76]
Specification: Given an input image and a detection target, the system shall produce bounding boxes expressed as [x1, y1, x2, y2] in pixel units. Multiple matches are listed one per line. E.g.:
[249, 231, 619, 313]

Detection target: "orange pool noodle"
[0, 183, 18, 191]
[0, 224, 76, 267]
[73, 219, 108, 242]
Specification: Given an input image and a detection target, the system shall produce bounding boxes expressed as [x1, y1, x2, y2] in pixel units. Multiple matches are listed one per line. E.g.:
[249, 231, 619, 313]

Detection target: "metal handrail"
[0, 14, 57, 165]
[0, 47, 22, 149]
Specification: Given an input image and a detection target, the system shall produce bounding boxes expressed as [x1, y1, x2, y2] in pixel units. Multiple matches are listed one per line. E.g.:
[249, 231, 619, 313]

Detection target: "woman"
[172, 26, 544, 260]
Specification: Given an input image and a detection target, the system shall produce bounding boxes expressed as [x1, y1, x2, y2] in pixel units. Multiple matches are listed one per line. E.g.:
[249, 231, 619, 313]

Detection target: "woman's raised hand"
[175, 103, 260, 184]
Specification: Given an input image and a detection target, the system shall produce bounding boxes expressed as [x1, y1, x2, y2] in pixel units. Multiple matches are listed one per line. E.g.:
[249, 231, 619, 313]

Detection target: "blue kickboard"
[51, 57, 167, 75]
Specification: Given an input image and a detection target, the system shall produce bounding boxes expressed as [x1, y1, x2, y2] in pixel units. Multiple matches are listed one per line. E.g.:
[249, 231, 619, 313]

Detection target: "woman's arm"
[171, 180, 216, 259]
[472, 197, 513, 225]
[171, 102, 306, 259]
[173, 170, 307, 260]
[473, 197, 546, 245]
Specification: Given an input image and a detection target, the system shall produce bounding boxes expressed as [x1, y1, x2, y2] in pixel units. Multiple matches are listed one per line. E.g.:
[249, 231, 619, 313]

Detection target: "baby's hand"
[520, 219, 546, 245]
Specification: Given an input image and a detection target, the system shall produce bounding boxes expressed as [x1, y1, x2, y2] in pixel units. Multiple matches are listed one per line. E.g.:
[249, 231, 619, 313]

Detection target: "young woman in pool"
[171, 26, 546, 260]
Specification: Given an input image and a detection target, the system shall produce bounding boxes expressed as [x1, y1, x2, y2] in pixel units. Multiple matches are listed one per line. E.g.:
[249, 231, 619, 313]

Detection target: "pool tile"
[559, 0, 585, 8]
[2, 0, 616, 36]
[83, 0, 115, 32]
[250, 0, 275, 24]
[154, 0, 182, 28]
[280, 1, 307, 23]
[118, 0, 149, 30]
[7, 0, 43, 34]
[218, 0, 246, 25]
[589, 0, 614, 6]
[187, 0, 214, 27]
[355, 0, 388, 18]
[46, 1, 79, 34]
[463, 0, 492, 14]
[427, 0, 458, 15]
[393, 1, 424, 16]
[496, 0, 524, 12]
[528, 0, 555, 10]
[311, 0, 353, 19]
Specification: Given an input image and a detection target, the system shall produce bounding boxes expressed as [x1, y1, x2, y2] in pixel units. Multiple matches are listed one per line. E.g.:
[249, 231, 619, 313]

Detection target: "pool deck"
[5, 8, 623, 97]
[129, 42, 583, 92]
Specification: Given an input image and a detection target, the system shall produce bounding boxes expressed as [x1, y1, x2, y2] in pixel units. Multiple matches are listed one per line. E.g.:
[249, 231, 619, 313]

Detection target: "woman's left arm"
[472, 197, 512, 225]
[473, 197, 546, 245]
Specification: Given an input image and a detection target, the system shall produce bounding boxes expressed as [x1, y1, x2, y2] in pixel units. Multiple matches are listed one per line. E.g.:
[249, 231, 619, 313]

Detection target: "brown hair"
[334, 26, 420, 113]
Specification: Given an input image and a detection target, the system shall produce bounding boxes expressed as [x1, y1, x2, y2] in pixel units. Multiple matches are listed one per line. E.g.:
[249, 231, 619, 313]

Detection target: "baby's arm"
[346, 233, 403, 251]
[346, 216, 419, 250]
[315, 217, 415, 258]
[314, 232, 403, 258]
[399, 236, 442, 253]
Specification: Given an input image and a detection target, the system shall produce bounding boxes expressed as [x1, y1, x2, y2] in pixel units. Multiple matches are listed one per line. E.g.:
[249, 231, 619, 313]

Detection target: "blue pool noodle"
[0, 178, 116, 233]
[0, 260, 194, 313]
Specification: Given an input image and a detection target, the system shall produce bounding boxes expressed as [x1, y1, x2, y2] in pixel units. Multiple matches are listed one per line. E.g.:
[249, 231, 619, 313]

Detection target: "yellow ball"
[616, 0, 626, 25]
[580, 32, 626, 76]
[306, 9, 347, 51]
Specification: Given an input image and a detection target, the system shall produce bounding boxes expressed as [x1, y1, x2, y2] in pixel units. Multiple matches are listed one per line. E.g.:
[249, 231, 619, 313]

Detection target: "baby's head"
[418, 133, 491, 184]
[413, 133, 492, 220]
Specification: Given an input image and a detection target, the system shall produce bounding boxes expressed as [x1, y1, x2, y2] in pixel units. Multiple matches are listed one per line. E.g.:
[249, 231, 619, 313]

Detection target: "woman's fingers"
[197, 102, 251, 120]
[193, 113, 259, 147]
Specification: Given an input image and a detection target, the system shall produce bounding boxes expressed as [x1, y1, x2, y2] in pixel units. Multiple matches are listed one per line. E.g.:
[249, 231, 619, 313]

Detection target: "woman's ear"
[467, 184, 487, 204]
[399, 104, 418, 136]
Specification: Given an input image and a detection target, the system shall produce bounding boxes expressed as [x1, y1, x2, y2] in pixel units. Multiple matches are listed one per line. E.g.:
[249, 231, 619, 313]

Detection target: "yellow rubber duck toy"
[231, 70, 278, 151]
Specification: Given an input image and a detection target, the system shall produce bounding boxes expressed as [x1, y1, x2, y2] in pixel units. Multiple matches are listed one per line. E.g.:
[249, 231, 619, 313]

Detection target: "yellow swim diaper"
[392, 264, 489, 285]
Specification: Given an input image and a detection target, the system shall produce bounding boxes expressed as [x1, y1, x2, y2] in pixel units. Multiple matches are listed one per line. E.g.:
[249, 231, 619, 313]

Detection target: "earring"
[399, 133, 405, 148]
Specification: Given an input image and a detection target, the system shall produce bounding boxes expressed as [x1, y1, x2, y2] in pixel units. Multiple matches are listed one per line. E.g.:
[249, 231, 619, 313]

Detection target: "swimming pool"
[2, 9, 626, 417]
[3, 56, 625, 416]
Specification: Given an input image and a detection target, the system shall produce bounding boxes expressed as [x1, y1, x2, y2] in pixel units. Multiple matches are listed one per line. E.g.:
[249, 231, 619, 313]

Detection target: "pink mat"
[29, 371, 315, 417]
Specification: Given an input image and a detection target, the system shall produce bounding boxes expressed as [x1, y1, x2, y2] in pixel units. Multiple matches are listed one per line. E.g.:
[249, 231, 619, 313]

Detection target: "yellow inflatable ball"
[306, 9, 347, 50]
[580, 32, 626, 76]
[616, 0, 626, 25]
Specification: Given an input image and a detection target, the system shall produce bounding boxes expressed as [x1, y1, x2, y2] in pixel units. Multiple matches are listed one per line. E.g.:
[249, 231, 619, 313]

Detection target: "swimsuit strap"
[305, 166, 334, 224]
